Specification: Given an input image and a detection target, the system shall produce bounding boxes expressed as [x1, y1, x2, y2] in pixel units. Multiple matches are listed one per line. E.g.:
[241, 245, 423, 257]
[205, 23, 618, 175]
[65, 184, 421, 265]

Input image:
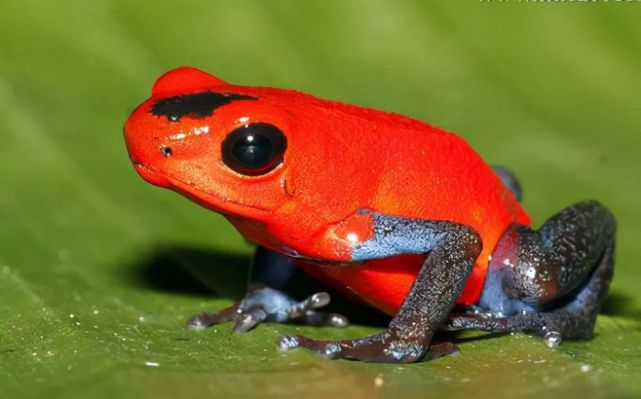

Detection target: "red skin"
[125, 67, 531, 316]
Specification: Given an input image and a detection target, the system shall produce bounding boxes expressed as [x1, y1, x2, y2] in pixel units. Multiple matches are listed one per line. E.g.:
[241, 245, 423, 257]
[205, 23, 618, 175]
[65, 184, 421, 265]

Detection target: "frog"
[124, 66, 616, 363]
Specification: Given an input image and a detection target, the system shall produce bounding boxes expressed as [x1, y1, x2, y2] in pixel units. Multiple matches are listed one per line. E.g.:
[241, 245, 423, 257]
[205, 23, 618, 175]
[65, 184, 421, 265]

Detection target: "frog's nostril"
[160, 145, 173, 157]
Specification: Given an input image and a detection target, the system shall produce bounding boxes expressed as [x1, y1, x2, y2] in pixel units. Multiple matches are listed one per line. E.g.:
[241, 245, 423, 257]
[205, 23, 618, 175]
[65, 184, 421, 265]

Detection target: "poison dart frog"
[124, 67, 616, 363]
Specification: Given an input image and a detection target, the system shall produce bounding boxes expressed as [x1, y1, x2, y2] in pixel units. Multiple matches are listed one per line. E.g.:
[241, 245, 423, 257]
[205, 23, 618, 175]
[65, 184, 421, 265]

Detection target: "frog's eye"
[221, 123, 287, 176]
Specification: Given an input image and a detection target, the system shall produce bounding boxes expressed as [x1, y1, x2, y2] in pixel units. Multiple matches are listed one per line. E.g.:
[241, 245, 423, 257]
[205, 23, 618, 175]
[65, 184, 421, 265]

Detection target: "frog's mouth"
[132, 161, 170, 187]
[131, 161, 272, 216]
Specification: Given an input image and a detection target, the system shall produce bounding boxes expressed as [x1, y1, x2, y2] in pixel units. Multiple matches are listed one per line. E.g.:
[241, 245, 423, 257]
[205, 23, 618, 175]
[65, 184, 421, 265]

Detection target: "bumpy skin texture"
[447, 201, 615, 341]
[124, 67, 616, 363]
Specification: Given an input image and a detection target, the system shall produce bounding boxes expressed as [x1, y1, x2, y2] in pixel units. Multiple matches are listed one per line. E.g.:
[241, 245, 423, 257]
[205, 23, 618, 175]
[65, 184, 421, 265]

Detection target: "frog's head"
[124, 67, 295, 219]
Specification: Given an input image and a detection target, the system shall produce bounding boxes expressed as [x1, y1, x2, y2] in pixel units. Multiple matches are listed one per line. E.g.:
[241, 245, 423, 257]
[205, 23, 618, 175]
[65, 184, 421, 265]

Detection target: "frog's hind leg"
[446, 201, 616, 341]
[492, 165, 522, 202]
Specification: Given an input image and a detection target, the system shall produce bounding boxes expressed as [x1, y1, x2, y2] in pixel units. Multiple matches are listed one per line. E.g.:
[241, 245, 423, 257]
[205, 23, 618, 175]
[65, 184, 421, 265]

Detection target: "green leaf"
[1, 1, 640, 398]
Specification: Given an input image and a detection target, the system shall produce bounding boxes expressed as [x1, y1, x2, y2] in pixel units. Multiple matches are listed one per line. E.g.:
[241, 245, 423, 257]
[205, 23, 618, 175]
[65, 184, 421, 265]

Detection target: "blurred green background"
[1, 1, 640, 398]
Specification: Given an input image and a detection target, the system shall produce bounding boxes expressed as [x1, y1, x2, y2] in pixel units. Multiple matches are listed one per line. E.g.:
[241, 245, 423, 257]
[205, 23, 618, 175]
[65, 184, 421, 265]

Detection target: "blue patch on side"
[478, 267, 536, 316]
[352, 213, 447, 261]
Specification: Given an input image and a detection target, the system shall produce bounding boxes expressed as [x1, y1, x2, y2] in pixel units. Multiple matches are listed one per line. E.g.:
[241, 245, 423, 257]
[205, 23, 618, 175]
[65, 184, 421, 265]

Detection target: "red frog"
[124, 67, 616, 363]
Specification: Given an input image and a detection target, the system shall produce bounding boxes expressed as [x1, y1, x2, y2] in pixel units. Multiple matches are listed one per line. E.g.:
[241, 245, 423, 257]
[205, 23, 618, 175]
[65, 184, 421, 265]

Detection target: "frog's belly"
[296, 254, 482, 316]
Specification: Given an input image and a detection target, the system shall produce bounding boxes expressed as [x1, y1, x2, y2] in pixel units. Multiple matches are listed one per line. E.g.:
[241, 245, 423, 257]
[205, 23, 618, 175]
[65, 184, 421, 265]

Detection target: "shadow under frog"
[128, 244, 391, 327]
[126, 244, 641, 341]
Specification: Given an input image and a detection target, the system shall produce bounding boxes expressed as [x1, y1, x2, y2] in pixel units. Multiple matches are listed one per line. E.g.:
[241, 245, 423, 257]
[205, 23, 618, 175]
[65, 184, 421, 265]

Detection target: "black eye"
[160, 145, 173, 157]
[221, 123, 287, 176]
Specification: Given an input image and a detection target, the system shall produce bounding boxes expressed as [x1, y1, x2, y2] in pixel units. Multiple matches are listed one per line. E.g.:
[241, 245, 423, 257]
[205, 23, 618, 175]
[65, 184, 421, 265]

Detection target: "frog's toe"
[186, 303, 240, 331]
[276, 334, 345, 359]
[277, 335, 304, 352]
[277, 331, 453, 363]
[273, 292, 331, 322]
[231, 305, 269, 334]
[272, 292, 348, 327]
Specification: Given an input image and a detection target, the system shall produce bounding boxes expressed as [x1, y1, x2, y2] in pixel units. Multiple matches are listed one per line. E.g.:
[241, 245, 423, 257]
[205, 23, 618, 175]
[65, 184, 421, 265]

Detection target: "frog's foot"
[277, 329, 458, 363]
[186, 287, 348, 333]
[443, 308, 592, 347]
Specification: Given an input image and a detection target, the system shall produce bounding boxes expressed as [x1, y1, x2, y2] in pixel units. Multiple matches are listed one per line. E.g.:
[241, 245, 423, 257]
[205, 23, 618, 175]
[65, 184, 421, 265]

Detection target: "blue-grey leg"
[187, 246, 347, 332]
[250, 246, 298, 290]
[279, 213, 482, 363]
[444, 201, 616, 344]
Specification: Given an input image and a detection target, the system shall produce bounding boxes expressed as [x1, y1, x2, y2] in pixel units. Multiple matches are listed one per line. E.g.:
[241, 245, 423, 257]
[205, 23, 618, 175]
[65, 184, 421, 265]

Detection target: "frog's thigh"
[471, 201, 615, 339]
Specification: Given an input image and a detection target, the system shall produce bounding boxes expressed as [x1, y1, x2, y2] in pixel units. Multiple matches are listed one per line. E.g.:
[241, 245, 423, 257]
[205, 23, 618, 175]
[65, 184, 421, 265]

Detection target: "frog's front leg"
[279, 214, 482, 363]
[187, 246, 347, 333]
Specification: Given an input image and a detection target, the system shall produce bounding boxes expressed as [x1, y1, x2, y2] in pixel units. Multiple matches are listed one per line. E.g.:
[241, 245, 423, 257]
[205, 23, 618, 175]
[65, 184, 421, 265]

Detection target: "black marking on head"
[151, 91, 256, 122]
